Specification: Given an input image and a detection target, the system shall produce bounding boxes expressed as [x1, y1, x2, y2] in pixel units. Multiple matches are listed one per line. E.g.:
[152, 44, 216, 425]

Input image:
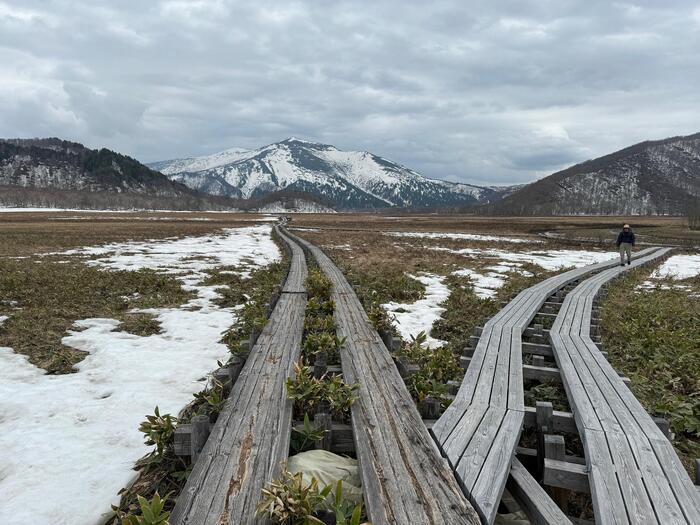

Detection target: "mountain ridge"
[482, 132, 700, 216]
[0, 138, 237, 210]
[151, 138, 513, 210]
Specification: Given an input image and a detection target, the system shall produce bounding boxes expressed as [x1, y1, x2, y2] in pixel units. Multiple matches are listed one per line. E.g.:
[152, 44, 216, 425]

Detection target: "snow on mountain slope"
[486, 132, 700, 215]
[150, 138, 505, 210]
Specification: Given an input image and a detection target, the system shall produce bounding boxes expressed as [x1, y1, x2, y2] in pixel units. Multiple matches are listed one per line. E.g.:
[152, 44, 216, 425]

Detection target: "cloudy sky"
[1, 1, 699, 186]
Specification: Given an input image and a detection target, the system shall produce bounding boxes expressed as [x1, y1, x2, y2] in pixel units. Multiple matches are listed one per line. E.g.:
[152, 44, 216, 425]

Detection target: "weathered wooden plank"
[432, 248, 645, 523]
[288, 229, 479, 525]
[508, 458, 574, 525]
[171, 226, 308, 525]
[549, 247, 700, 524]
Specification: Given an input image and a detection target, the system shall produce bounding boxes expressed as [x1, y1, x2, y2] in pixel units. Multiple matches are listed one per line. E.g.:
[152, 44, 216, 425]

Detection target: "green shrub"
[138, 407, 177, 463]
[120, 492, 170, 525]
[291, 414, 327, 454]
[286, 363, 359, 421]
[257, 470, 332, 524]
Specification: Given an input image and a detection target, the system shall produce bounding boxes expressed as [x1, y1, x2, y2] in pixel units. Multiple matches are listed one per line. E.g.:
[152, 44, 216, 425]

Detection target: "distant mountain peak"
[484, 132, 700, 216]
[150, 139, 510, 210]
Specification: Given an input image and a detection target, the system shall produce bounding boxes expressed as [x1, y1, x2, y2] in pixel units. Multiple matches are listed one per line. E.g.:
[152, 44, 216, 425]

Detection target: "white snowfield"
[649, 253, 700, 280]
[0, 225, 280, 525]
[432, 245, 617, 271]
[385, 230, 538, 244]
[382, 273, 450, 348]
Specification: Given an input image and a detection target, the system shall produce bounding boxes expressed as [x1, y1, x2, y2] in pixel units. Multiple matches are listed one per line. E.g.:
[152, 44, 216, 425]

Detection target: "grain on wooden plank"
[507, 458, 574, 525]
[171, 228, 307, 525]
[286, 228, 480, 525]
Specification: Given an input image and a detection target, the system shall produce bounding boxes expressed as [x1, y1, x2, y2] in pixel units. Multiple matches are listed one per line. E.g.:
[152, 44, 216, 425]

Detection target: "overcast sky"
[1, 1, 699, 186]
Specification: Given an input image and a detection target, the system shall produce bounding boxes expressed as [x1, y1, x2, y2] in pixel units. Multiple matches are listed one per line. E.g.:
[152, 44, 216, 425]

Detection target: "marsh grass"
[0, 257, 191, 373]
[601, 268, 700, 475]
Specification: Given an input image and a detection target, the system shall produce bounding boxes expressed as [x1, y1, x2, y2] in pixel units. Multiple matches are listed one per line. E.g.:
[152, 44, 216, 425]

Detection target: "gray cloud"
[1, 0, 699, 185]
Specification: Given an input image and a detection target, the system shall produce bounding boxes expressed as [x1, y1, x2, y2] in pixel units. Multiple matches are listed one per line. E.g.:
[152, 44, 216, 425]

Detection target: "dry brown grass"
[0, 212, 277, 372]
[0, 211, 274, 256]
[289, 213, 697, 247]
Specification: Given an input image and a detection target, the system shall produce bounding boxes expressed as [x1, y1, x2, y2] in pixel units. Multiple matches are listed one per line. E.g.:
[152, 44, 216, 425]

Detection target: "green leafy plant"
[327, 480, 363, 525]
[306, 270, 333, 299]
[287, 363, 324, 416]
[324, 375, 359, 419]
[397, 332, 461, 404]
[121, 492, 170, 525]
[287, 363, 359, 421]
[256, 471, 332, 524]
[138, 407, 176, 462]
[193, 377, 226, 416]
[291, 413, 327, 454]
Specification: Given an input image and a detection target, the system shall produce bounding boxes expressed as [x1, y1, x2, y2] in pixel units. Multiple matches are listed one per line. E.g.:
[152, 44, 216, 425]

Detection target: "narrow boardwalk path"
[288, 229, 480, 525]
[550, 247, 700, 524]
[171, 226, 307, 525]
[431, 247, 660, 524]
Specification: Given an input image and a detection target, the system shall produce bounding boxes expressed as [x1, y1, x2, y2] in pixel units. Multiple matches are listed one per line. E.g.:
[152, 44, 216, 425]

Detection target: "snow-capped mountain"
[150, 138, 507, 210]
[486, 132, 700, 215]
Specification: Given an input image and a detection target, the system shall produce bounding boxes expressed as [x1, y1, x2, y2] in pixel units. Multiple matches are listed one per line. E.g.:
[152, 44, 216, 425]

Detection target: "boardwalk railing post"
[536, 401, 553, 482]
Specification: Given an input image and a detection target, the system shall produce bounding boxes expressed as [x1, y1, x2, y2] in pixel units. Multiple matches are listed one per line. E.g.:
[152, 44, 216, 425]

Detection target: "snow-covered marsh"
[382, 273, 450, 348]
[432, 246, 617, 272]
[385, 230, 538, 244]
[649, 254, 700, 280]
[0, 225, 280, 525]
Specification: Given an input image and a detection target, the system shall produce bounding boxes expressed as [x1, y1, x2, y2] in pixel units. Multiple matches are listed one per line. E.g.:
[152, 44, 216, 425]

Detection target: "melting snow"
[0, 226, 280, 525]
[432, 246, 616, 271]
[386, 231, 537, 244]
[382, 273, 450, 348]
[649, 254, 700, 280]
[453, 268, 506, 299]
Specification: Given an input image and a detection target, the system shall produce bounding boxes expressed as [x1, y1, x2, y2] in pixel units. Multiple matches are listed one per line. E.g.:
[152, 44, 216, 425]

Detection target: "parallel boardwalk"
[171, 226, 307, 525]
[431, 247, 660, 524]
[549, 247, 700, 524]
[288, 229, 480, 525]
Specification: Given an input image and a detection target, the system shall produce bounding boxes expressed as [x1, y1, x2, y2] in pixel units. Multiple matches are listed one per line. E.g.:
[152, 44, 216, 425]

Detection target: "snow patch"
[649, 254, 700, 280]
[432, 246, 616, 271]
[452, 269, 506, 299]
[386, 231, 538, 244]
[0, 226, 280, 525]
[382, 273, 450, 348]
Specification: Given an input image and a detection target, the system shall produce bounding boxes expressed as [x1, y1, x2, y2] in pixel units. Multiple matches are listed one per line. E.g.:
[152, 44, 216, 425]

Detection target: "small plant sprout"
[290, 413, 327, 454]
[256, 470, 332, 524]
[121, 492, 170, 525]
[138, 407, 177, 462]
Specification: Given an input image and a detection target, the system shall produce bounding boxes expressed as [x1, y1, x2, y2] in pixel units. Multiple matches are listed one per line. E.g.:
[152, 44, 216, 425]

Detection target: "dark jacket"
[616, 230, 635, 246]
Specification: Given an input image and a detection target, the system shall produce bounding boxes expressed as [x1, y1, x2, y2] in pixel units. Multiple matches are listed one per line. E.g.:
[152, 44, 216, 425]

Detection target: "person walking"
[616, 224, 635, 266]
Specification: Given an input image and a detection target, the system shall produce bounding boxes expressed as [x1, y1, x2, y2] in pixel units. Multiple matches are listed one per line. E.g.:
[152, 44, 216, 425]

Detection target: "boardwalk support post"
[536, 401, 553, 482]
[313, 351, 328, 379]
[544, 434, 569, 511]
[314, 402, 333, 451]
[420, 396, 442, 419]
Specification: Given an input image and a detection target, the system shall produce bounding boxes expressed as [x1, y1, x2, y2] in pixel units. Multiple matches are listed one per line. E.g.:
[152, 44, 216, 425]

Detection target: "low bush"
[257, 473, 363, 525]
[601, 269, 700, 473]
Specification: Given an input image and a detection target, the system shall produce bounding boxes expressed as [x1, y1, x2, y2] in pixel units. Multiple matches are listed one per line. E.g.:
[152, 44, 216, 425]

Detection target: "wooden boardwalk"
[430, 247, 661, 524]
[549, 247, 700, 524]
[171, 225, 307, 525]
[288, 229, 480, 525]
